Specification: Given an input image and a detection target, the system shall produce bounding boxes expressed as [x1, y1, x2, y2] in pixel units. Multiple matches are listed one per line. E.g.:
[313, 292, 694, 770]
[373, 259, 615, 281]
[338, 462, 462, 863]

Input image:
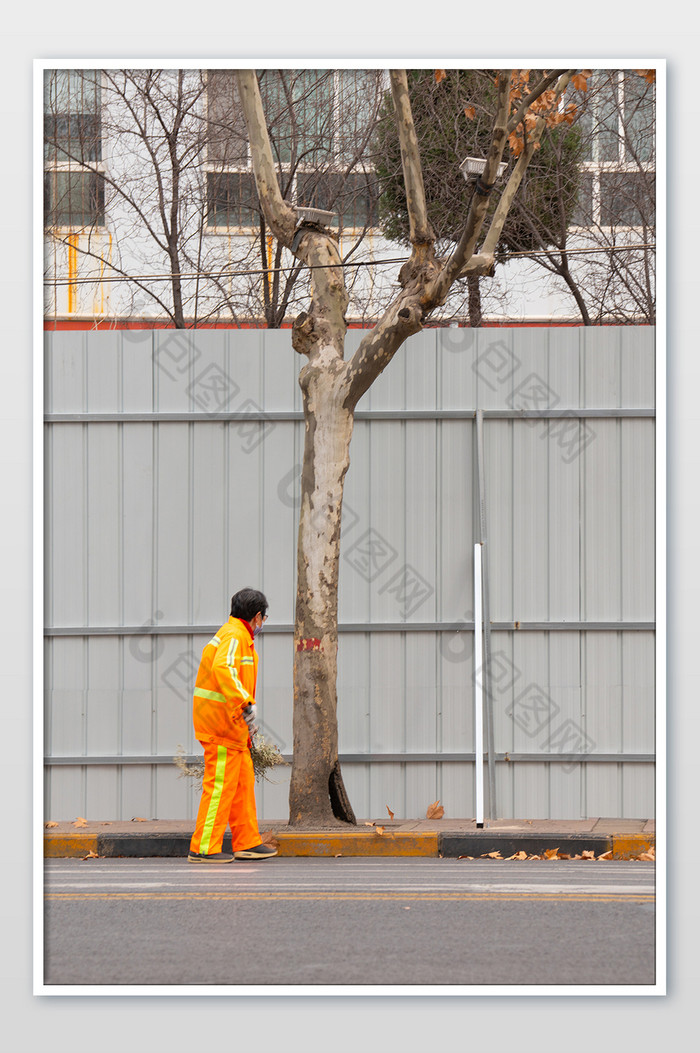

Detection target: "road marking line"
[45, 882, 655, 894]
[45, 891, 655, 903]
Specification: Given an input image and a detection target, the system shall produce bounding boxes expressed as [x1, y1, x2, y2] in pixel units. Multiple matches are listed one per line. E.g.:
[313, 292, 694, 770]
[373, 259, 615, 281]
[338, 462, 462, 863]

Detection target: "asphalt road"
[43, 857, 656, 988]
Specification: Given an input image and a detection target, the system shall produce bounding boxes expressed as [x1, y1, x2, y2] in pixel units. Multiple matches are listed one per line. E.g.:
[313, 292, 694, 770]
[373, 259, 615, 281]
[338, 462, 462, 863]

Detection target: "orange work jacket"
[192, 617, 258, 751]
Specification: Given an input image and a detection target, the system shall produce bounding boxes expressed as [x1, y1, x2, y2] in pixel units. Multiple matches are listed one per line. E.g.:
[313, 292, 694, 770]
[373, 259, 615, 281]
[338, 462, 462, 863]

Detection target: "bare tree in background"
[206, 70, 385, 328]
[45, 69, 208, 326]
[236, 67, 582, 826]
[44, 68, 386, 328]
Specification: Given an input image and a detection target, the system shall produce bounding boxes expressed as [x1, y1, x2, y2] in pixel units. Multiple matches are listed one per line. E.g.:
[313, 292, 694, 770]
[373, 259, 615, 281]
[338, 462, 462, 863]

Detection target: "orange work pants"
[189, 742, 260, 855]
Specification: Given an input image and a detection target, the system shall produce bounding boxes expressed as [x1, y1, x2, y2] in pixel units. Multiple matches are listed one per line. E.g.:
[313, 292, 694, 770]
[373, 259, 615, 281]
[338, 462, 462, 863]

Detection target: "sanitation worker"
[188, 587, 277, 863]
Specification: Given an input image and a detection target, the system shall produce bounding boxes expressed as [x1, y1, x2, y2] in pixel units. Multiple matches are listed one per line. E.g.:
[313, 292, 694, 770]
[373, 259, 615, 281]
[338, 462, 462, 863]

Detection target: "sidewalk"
[43, 816, 656, 860]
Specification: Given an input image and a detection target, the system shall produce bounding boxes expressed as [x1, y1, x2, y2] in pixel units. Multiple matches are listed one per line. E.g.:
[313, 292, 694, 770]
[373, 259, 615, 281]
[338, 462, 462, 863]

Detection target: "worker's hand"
[242, 704, 259, 736]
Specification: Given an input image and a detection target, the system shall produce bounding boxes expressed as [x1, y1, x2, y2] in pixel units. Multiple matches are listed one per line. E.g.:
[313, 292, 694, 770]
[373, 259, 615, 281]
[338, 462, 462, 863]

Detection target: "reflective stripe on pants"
[189, 741, 260, 855]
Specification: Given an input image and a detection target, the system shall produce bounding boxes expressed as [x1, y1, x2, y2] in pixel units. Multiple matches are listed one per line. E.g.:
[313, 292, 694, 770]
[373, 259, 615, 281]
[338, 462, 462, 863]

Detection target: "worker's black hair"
[230, 587, 268, 623]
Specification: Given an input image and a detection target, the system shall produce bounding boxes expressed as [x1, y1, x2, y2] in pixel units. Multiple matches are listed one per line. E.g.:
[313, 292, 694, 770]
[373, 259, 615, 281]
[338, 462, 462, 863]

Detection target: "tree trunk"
[288, 359, 357, 827]
[468, 274, 482, 327]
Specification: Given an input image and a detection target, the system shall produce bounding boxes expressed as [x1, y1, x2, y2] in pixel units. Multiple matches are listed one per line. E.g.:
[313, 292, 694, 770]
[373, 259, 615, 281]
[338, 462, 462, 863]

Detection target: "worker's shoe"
[234, 843, 278, 860]
[187, 851, 234, 864]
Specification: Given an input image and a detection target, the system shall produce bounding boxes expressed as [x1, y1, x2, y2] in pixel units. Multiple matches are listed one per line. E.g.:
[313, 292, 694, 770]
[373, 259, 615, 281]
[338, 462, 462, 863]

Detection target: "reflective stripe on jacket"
[192, 616, 258, 751]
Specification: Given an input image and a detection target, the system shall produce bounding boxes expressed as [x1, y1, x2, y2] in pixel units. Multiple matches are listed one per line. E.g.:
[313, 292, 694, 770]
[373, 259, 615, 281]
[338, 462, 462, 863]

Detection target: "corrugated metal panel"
[43, 327, 656, 822]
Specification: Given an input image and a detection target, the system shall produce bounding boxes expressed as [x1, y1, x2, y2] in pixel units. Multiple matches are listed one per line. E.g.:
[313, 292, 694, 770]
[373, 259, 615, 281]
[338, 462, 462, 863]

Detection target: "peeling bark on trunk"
[288, 361, 357, 827]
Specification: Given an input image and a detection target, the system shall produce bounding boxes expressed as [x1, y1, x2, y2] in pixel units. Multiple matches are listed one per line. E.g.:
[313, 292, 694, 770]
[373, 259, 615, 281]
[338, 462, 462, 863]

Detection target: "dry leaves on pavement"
[363, 822, 385, 834]
[426, 801, 444, 820]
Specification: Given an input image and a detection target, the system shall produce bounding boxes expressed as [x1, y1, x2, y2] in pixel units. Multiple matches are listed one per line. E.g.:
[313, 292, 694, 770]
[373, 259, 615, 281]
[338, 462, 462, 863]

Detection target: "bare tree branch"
[389, 70, 434, 248]
[480, 70, 574, 261]
[428, 69, 512, 300]
[235, 69, 297, 247]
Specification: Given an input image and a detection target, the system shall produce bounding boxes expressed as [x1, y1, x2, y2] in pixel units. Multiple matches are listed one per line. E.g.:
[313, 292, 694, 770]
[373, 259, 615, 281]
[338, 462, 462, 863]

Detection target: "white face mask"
[253, 615, 265, 637]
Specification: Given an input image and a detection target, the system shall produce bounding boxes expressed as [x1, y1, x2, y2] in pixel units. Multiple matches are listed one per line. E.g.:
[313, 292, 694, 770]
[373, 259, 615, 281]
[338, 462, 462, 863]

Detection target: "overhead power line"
[45, 243, 656, 288]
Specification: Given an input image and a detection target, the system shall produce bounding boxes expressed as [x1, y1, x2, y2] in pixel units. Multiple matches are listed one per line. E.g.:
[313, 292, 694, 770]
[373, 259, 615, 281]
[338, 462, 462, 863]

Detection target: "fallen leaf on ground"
[483, 851, 502, 859]
[544, 848, 560, 860]
[528, 854, 543, 860]
[334, 853, 342, 858]
[386, 806, 395, 820]
[458, 855, 474, 860]
[426, 801, 444, 820]
[508, 851, 528, 860]
[131, 817, 148, 822]
[45, 821, 59, 828]
[558, 853, 571, 860]
[581, 850, 596, 859]
[639, 850, 655, 861]
[72, 817, 88, 828]
[375, 826, 385, 835]
[82, 850, 99, 859]
[261, 831, 279, 848]
[364, 821, 375, 827]
[598, 851, 613, 860]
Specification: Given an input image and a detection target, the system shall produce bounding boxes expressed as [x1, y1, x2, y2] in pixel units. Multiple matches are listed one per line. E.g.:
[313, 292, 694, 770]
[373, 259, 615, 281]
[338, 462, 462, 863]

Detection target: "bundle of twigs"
[174, 735, 288, 785]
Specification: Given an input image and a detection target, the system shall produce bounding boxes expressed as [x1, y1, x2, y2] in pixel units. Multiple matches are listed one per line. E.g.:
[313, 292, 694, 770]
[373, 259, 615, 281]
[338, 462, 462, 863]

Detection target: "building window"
[44, 171, 105, 228]
[599, 171, 655, 228]
[44, 70, 105, 229]
[205, 69, 383, 233]
[575, 70, 655, 231]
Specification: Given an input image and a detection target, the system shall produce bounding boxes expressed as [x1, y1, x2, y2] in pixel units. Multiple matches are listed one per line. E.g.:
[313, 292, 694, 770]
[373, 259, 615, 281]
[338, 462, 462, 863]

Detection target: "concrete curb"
[44, 827, 655, 860]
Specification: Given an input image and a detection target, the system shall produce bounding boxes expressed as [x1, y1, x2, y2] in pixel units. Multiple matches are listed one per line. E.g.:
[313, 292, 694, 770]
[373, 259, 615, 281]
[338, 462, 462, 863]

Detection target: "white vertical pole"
[474, 542, 484, 827]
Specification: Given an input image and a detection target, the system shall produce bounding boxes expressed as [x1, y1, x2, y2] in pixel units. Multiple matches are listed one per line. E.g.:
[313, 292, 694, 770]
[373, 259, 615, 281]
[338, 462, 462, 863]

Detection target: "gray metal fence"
[43, 325, 656, 821]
